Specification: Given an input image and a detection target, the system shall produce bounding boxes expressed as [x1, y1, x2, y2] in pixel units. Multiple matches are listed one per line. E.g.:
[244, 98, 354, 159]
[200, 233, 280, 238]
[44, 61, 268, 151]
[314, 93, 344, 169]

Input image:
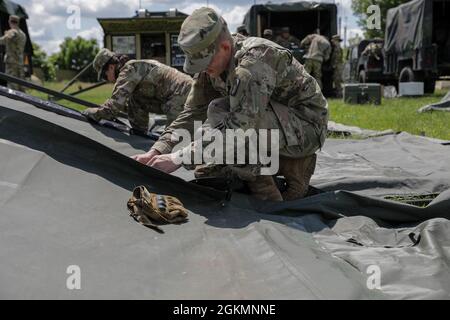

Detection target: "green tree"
[351, 0, 410, 38]
[50, 36, 100, 82]
[32, 42, 55, 81]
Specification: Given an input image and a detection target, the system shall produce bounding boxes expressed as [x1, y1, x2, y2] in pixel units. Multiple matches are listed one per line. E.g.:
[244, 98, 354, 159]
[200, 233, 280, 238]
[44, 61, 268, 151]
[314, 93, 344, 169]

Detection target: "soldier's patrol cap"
[281, 27, 290, 33]
[9, 15, 20, 24]
[263, 29, 273, 36]
[332, 35, 343, 42]
[93, 48, 115, 81]
[178, 7, 226, 74]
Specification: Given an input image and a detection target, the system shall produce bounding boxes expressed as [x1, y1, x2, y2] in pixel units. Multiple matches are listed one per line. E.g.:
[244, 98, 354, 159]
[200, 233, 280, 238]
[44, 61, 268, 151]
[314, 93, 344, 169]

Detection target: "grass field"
[328, 90, 450, 140]
[28, 81, 450, 140]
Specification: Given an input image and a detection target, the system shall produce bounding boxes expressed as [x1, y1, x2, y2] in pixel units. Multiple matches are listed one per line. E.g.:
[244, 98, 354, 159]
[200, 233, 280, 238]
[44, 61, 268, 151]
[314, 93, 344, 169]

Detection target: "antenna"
[139, 0, 142, 9]
[344, 16, 348, 48]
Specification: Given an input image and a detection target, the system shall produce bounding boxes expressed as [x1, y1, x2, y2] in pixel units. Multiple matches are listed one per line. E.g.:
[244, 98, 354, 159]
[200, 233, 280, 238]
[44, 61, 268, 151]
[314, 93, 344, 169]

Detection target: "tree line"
[32, 37, 99, 82]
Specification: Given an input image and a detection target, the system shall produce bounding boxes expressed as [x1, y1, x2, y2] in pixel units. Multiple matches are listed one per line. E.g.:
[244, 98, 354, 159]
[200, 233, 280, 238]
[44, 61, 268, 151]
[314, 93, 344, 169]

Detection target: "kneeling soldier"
[83, 49, 193, 133]
[133, 8, 328, 201]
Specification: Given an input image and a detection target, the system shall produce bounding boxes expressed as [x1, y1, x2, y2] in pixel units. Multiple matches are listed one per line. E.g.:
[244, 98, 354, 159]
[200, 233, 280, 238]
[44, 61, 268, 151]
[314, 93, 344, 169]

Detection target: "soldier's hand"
[82, 108, 101, 122]
[131, 149, 161, 165]
[147, 153, 181, 174]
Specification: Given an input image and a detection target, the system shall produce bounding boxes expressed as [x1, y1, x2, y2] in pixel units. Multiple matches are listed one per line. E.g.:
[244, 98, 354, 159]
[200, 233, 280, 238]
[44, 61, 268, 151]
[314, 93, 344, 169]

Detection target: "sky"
[15, 0, 363, 55]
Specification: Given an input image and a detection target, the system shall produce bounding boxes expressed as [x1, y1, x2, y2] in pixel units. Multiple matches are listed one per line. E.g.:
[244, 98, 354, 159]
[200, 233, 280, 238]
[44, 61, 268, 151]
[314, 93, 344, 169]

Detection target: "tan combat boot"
[279, 154, 317, 201]
[248, 175, 283, 202]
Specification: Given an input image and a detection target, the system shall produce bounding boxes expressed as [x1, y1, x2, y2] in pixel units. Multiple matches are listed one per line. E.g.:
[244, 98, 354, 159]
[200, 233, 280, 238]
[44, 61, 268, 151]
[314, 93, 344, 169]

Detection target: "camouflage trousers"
[5, 63, 25, 92]
[194, 97, 326, 181]
[333, 64, 343, 97]
[304, 59, 323, 90]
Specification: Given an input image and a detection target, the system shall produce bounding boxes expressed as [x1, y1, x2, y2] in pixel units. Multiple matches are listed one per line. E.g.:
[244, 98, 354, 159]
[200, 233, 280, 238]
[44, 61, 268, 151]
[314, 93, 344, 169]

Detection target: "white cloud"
[29, 27, 45, 38]
[76, 26, 104, 45]
[23, 0, 362, 55]
[222, 5, 250, 32]
[179, 3, 221, 15]
[37, 40, 61, 55]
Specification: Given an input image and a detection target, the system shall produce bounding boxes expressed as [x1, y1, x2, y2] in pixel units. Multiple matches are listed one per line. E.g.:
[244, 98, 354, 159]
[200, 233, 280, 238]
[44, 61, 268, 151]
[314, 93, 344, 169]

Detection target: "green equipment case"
[343, 83, 382, 105]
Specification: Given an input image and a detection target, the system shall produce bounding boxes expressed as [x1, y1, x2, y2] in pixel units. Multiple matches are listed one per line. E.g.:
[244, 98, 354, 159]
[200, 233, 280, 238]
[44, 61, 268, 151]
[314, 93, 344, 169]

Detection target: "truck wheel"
[359, 70, 367, 83]
[399, 66, 416, 83]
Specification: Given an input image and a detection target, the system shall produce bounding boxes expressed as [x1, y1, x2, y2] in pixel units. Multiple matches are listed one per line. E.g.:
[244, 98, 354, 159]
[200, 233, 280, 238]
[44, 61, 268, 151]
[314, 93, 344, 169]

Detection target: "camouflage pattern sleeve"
[222, 51, 281, 131]
[0, 30, 15, 45]
[300, 34, 313, 48]
[161, 95, 187, 125]
[151, 72, 221, 154]
[176, 47, 292, 165]
[101, 63, 145, 117]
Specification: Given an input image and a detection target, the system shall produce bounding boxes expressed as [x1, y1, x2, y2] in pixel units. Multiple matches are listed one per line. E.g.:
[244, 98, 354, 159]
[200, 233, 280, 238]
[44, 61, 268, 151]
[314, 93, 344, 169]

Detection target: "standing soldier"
[330, 35, 343, 98]
[236, 25, 249, 37]
[133, 8, 329, 202]
[263, 29, 274, 41]
[82, 49, 193, 133]
[0, 15, 27, 91]
[300, 33, 331, 90]
[275, 27, 301, 49]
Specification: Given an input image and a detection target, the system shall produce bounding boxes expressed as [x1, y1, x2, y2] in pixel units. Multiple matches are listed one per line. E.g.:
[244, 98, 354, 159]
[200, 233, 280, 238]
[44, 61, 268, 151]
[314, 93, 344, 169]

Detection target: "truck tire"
[399, 66, 417, 83]
[359, 70, 367, 83]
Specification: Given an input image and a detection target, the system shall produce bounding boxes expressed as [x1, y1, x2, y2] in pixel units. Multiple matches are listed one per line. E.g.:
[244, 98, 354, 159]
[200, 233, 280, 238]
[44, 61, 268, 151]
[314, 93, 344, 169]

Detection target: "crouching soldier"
[132, 8, 328, 202]
[83, 49, 193, 133]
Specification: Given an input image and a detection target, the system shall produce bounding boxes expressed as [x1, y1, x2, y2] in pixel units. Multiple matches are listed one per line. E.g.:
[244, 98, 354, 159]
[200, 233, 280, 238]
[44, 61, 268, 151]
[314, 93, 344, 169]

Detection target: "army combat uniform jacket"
[301, 34, 331, 62]
[0, 27, 26, 91]
[362, 42, 383, 60]
[0, 27, 26, 65]
[96, 60, 192, 130]
[152, 35, 328, 162]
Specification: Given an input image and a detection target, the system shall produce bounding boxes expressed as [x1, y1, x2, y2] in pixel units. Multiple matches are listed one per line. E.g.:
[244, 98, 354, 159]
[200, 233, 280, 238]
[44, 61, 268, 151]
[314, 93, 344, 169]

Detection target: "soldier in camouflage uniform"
[82, 48, 192, 133]
[263, 29, 274, 41]
[330, 35, 343, 98]
[275, 27, 302, 49]
[0, 15, 27, 91]
[300, 33, 331, 90]
[361, 39, 383, 60]
[133, 8, 328, 202]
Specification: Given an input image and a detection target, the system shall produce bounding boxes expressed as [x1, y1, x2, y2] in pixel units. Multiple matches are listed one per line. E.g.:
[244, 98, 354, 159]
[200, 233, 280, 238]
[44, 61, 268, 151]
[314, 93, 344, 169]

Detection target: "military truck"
[384, 0, 450, 93]
[344, 39, 387, 84]
[0, 0, 33, 83]
[242, 1, 338, 96]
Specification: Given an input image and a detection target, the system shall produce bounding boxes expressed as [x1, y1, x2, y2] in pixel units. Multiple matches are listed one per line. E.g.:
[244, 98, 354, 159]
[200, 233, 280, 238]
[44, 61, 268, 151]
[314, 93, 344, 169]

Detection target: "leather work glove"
[82, 107, 115, 122]
[127, 186, 188, 233]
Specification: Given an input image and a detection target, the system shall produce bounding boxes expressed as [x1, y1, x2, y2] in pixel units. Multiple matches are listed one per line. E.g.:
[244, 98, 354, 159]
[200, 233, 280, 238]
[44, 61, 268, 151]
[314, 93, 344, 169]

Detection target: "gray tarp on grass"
[0, 94, 449, 299]
[418, 91, 450, 113]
